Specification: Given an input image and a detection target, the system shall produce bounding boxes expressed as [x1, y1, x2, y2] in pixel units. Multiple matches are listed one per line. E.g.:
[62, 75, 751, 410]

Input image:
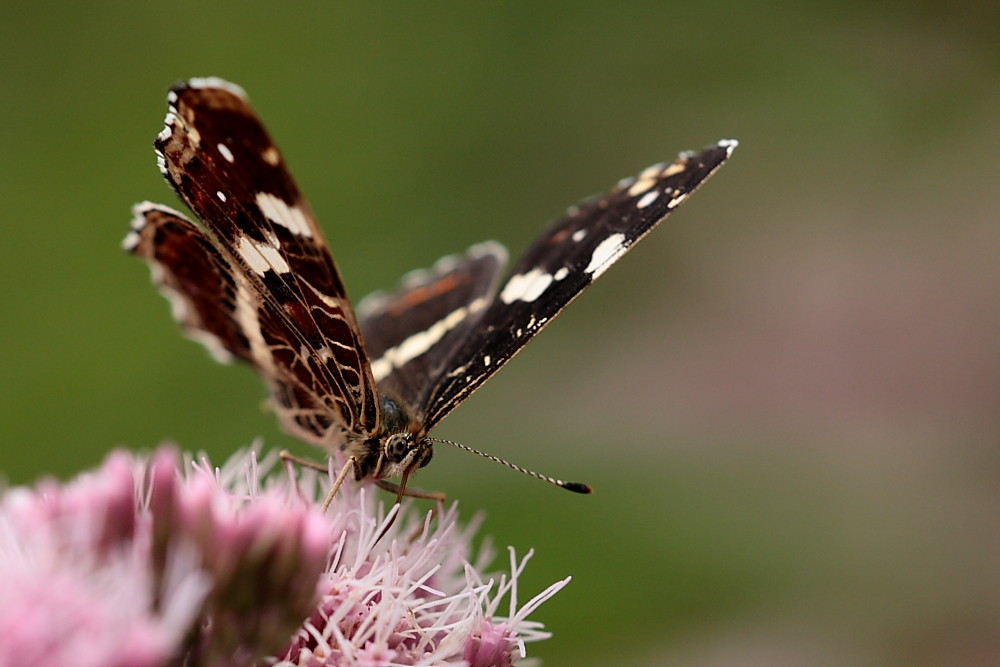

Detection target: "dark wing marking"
[421, 140, 737, 428]
[142, 78, 379, 446]
[357, 242, 507, 412]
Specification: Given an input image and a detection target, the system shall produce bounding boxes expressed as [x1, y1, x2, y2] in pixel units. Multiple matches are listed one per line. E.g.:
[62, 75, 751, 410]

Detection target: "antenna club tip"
[562, 481, 593, 494]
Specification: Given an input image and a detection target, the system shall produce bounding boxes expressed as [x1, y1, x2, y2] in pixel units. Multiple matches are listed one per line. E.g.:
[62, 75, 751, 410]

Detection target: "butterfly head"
[373, 432, 433, 510]
[383, 432, 433, 474]
[368, 395, 433, 483]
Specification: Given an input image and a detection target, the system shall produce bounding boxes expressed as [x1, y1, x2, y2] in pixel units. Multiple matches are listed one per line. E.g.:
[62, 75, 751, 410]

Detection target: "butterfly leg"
[279, 449, 328, 473]
[278, 450, 362, 512]
[375, 479, 447, 502]
[321, 456, 362, 512]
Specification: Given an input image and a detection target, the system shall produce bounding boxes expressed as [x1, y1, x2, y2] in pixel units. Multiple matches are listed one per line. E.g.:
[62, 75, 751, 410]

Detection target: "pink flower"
[273, 455, 570, 666]
[0, 447, 327, 667]
[0, 450, 204, 667]
[0, 447, 568, 666]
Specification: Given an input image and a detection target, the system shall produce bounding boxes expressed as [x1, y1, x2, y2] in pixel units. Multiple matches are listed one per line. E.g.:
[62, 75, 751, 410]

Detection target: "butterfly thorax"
[350, 394, 432, 482]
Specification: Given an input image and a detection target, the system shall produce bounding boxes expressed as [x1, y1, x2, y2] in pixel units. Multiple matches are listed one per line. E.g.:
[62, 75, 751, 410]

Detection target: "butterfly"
[125, 77, 736, 502]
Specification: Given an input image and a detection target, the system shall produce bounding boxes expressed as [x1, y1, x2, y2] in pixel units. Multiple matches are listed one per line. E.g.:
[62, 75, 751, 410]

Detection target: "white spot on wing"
[256, 192, 313, 238]
[661, 162, 685, 178]
[217, 143, 234, 163]
[627, 178, 656, 196]
[157, 117, 174, 143]
[187, 77, 248, 99]
[636, 190, 659, 209]
[216, 191, 227, 202]
[262, 146, 281, 165]
[553, 267, 569, 281]
[639, 162, 666, 180]
[232, 272, 270, 369]
[370, 297, 488, 382]
[667, 193, 689, 208]
[718, 138, 739, 155]
[625, 162, 669, 196]
[572, 229, 587, 242]
[132, 201, 189, 222]
[499, 268, 554, 304]
[123, 202, 190, 250]
[585, 233, 627, 279]
[237, 234, 290, 275]
[121, 230, 140, 251]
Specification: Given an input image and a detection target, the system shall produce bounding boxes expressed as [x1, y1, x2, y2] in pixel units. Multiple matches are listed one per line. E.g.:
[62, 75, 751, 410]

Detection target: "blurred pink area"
[609, 224, 1000, 437]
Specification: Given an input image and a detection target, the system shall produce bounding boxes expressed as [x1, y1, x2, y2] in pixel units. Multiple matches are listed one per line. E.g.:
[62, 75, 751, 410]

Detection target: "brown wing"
[128, 78, 380, 449]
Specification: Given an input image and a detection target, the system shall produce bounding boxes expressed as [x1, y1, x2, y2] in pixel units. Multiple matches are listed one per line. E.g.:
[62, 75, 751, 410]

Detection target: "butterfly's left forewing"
[420, 140, 737, 428]
[131, 78, 380, 448]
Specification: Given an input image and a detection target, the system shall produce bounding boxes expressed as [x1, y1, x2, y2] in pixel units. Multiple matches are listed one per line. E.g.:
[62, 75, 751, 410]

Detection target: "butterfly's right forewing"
[420, 141, 737, 428]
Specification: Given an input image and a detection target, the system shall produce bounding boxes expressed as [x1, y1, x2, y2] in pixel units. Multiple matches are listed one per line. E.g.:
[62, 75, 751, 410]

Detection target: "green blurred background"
[3, 2, 999, 665]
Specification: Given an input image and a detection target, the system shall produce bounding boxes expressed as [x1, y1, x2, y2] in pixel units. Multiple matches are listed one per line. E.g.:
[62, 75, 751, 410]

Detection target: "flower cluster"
[0, 447, 568, 666]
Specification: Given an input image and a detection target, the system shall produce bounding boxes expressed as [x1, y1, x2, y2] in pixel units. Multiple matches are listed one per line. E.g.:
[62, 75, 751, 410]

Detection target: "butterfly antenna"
[429, 437, 592, 494]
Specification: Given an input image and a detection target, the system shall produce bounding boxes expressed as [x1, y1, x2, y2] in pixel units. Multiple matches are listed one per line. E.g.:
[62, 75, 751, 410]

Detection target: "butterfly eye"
[385, 434, 411, 463]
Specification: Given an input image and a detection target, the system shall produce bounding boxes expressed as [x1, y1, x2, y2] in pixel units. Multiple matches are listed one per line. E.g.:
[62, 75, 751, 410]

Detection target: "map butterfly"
[125, 78, 736, 501]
